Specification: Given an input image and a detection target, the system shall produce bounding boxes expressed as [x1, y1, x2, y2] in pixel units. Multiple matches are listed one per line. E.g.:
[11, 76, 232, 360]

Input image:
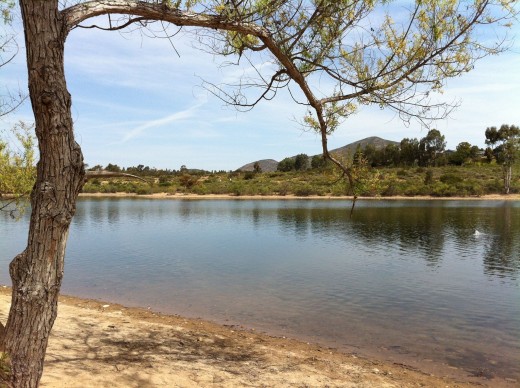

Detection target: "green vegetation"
[81, 126, 520, 198]
[0, 122, 36, 213]
[1, 125, 518, 201]
[82, 162, 519, 198]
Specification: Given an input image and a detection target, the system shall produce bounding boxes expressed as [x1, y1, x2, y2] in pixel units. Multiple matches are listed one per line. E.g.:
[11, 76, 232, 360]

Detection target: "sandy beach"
[1, 287, 514, 387]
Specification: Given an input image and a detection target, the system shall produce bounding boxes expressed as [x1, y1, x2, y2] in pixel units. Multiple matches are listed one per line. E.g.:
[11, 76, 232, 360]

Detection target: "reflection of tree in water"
[277, 208, 311, 238]
[483, 205, 520, 279]
[276, 204, 447, 266]
[350, 206, 446, 267]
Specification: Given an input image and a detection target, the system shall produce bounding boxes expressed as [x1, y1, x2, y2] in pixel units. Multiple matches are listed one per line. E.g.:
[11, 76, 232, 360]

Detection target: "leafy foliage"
[485, 124, 520, 193]
[0, 122, 36, 214]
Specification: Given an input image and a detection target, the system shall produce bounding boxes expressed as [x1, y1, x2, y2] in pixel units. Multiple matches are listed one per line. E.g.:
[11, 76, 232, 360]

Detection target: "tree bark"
[1, 1, 84, 386]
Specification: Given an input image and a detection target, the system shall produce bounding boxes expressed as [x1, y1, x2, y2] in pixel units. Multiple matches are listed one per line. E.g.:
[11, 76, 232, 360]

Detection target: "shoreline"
[79, 192, 520, 201]
[0, 287, 515, 387]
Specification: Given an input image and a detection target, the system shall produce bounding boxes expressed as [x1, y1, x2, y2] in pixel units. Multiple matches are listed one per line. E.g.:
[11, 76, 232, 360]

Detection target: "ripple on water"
[1, 198, 519, 381]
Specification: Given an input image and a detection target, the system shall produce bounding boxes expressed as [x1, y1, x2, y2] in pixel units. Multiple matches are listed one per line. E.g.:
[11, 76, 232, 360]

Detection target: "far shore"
[79, 192, 520, 201]
[1, 286, 512, 387]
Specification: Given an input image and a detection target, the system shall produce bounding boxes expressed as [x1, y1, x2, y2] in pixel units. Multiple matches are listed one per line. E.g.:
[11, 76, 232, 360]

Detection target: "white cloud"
[121, 97, 206, 142]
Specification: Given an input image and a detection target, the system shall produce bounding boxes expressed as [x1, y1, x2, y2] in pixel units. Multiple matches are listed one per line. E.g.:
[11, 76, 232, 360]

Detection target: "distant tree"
[485, 124, 520, 194]
[179, 173, 198, 190]
[352, 145, 364, 166]
[362, 144, 378, 166]
[470, 146, 481, 162]
[88, 164, 103, 171]
[484, 147, 494, 163]
[277, 157, 295, 172]
[400, 138, 421, 167]
[294, 154, 309, 171]
[382, 144, 400, 166]
[420, 129, 446, 166]
[253, 161, 262, 173]
[105, 163, 121, 172]
[450, 142, 473, 165]
[311, 154, 326, 169]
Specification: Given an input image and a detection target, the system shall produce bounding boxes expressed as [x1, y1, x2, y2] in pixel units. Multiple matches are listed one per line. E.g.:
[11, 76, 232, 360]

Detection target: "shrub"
[424, 169, 434, 185]
[243, 171, 255, 180]
[295, 184, 313, 196]
[404, 184, 428, 196]
[430, 182, 457, 197]
[136, 187, 152, 195]
[439, 173, 463, 185]
[192, 185, 209, 195]
[382, 184, 398, 196]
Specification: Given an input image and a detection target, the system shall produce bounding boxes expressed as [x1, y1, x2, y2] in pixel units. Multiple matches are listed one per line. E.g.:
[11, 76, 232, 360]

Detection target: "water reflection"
[277, 205, 451, 268]
[1, 198, 519, 381]
[483, 204, 520, 279]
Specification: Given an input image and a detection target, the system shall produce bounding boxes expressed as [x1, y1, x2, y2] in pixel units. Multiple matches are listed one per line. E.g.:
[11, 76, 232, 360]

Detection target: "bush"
[424, 169, 434, 185]
[382, 184, 398, 196]
[404, 184, 428, 196]
[439, 173, 463, 185]
[136, 187, 152, 195]
[243, 171, 255, 180]
[295, 184, 314, 196]
[192, 185, 209, 195]
[430, 182, 457, 197]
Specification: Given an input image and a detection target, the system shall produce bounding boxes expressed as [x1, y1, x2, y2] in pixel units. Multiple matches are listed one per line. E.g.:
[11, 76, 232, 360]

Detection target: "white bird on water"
[474, 230, 482, 236]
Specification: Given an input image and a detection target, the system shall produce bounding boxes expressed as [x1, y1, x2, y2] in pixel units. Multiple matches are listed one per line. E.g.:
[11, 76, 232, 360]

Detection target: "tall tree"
[485, 124, 520, 194]
[420, 129, 446, 166]
[294, 153, 309, 171]
[1, 1, 516, 386]
[400, 137, 421, 166]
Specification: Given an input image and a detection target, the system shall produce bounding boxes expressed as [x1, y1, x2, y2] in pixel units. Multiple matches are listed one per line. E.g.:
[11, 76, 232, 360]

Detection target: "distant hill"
[326, 136, 399, 159]
[237, 159, 279, 172]
[236, 136, 398, 171]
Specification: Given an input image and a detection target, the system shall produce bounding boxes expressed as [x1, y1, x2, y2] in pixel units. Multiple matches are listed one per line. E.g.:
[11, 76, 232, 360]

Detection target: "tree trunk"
[504, 165, 511, 194]
[1, 1, 84, 386]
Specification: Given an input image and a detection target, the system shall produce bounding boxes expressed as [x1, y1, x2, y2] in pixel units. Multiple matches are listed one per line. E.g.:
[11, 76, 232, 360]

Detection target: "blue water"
[1, 198, 519, 381]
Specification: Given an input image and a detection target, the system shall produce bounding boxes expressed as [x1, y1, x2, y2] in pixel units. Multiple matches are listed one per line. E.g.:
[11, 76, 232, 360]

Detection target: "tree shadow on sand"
[43, 314, 263, 386]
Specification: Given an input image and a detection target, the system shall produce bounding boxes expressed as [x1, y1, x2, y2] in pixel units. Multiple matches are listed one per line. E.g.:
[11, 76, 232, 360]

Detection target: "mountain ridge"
[237, 136, 398, 171]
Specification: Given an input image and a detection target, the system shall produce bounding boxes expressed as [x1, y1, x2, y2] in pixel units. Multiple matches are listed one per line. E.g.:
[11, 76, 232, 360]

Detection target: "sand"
[0, 287, 507, 388]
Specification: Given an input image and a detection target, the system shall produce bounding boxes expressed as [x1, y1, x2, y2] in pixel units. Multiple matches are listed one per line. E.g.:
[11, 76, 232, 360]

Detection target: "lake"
[1, 198, 519, 382]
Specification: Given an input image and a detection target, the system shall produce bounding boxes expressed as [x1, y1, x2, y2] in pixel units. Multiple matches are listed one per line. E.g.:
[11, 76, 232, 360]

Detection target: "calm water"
[1, 199, 519, 381]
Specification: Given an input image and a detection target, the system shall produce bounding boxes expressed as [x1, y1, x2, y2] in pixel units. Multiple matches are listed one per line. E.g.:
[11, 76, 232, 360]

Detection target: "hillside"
[237, 159, 279, 172]
[327, 136, 399, 159]
[236, 136, 399, 171]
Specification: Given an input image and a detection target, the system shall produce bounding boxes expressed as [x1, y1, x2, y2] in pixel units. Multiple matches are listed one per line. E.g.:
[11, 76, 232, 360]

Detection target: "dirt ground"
[1, 288, 505, 388]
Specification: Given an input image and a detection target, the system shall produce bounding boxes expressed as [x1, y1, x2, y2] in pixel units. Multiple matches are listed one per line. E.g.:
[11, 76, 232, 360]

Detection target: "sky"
[1, 5, 519, 172]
